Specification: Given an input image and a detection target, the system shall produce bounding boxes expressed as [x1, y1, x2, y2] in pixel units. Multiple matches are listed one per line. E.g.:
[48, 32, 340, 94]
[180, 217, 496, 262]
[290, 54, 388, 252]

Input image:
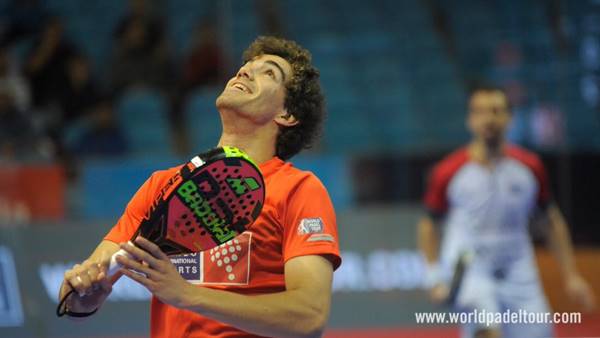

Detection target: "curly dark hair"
[242, 36, 325, 160]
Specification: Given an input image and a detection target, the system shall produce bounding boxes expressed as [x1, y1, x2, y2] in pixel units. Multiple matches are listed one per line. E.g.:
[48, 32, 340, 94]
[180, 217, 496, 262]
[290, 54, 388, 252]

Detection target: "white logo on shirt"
[297, 218, 324, 234]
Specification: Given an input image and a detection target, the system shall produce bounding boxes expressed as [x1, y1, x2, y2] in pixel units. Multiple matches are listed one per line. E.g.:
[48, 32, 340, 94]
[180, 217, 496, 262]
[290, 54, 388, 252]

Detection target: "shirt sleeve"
[423, 164, 450, 218]
[505, 145, 553, 210]
[104, 173, 157, 244]
[528, 156, 553, 210]
[282, 174, 341, 270]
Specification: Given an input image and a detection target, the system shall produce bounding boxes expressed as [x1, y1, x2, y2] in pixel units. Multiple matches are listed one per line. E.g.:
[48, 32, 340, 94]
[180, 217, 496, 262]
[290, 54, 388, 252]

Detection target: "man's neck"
[469, 139, 505, 166]
[217, 133, 277, 165]
[216, 121, 278, 165]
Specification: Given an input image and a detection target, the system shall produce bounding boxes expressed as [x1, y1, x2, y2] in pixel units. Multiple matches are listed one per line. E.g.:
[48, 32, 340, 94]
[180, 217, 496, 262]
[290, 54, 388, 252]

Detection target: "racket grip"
[107, 249, 132, 277]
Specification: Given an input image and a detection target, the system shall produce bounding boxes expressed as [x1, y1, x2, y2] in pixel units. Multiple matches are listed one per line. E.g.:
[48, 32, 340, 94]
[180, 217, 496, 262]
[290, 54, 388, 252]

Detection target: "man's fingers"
[120, 241, 159, 267]
[68, 273, 92, 297]
[63, 263, 81, 281]
[135, 237, 167, 260]
[97, 250, 111, 272]
[64, 260, 110, 297]
[116, 254, 154, 278]
[86, 263, 101, 281]
[120, 268, 152, 288]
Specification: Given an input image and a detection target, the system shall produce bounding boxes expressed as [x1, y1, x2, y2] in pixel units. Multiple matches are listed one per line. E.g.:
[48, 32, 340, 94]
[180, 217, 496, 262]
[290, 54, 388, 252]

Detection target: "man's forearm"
[182, 284, 329, 338]
[116, 240, 334, 337]
[546, 205, 578, 276]
[418, 216, 440, 264]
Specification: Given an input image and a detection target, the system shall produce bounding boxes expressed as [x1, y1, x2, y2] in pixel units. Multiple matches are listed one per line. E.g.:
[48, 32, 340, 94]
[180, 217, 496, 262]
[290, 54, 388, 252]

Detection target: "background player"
[57, 36, 341, 338]
[417, 84, 595, 338]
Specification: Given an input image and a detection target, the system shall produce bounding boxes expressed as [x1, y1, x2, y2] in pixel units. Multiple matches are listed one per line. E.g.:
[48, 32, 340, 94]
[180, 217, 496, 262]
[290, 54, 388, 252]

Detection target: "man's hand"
[60, 251, 113, 313]
[117, 237, 194, 308]
[565, 273, 596, 312]
[429, 283, 450, 304]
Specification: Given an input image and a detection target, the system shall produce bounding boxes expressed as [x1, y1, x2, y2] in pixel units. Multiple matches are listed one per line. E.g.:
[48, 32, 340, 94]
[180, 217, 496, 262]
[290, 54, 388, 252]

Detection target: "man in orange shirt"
[58, 36, 341, 337]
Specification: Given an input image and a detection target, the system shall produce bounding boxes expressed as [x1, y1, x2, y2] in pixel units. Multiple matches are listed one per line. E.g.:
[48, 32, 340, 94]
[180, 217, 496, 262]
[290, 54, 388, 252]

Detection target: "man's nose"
[237, 64, 253, 80]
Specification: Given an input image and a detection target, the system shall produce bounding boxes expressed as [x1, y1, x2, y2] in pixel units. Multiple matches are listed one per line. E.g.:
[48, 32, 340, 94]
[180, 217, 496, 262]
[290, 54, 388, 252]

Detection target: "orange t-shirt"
[104, 157, 341, 338]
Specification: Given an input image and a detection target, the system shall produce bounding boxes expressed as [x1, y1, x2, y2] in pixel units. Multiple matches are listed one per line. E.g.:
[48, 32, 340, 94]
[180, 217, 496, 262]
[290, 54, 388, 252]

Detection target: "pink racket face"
[163, 157, 264, 253]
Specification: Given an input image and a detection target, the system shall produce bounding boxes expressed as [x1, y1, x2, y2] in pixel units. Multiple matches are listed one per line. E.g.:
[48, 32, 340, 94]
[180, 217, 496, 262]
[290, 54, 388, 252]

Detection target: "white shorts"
[453, 253, 553, 338]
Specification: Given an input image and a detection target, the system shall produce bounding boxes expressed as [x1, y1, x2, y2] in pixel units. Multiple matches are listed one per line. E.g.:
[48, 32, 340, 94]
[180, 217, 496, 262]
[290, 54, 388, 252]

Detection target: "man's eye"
[266, 70, 275, 78]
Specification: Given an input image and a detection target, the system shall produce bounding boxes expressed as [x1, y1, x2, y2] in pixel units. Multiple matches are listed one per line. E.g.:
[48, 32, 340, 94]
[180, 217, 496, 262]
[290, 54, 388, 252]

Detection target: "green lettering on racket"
[177, 180, 236, 243]
[223, 146, 257, 167]
[226, 177, 260, 196]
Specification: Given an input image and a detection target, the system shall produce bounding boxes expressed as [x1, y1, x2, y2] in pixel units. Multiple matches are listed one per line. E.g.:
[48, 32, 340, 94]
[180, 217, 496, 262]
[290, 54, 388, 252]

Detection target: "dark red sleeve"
[423, 165, 449, 216]
[423, 149, 469, 218]
[506, 145, 552, 209]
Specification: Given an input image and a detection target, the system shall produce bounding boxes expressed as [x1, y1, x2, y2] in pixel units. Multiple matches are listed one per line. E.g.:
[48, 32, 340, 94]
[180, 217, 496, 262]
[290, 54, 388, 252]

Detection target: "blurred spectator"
[180, 21, 225, 93]
[531, 104, 565, 148]
[110, 0, 172, 94]
[58, 53, 99, 124]
[0, 44, 50, 161]
[72, 98, 128, 158]
[502, 80, 531, 146]
[490, 41, 533, 147]
[23, 16, 78, 109]
[493, 41, 523, 79]
[172, 19, 226, 156]
[0, 0, 47, 46]
[0, 84, 39, 160]
[424, 0, 456, 59]
[113, 0, 166, 56]
[0, 46, 30, 112]
[255, 0, 285, 37]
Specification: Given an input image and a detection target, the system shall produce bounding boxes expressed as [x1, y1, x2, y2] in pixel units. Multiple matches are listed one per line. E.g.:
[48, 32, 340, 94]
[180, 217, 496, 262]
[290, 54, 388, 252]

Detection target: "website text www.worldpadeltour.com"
[415, 309, 581, 327]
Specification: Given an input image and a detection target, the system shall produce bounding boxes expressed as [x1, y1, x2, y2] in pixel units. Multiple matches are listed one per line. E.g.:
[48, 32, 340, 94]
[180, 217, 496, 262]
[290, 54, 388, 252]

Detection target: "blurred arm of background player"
[539, 204, 596, 311]
[418, 206, 598, 309]
[417, 215, 449, 303]
[57, 240, 123, 320]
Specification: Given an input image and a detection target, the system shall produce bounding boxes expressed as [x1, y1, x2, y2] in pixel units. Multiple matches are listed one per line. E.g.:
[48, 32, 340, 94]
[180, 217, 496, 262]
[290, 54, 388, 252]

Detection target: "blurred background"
[0, 0, 599, 337]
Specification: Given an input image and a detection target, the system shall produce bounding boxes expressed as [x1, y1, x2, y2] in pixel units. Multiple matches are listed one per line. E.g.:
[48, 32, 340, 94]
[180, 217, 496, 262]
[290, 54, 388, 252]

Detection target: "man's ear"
[274, 111, 299, 127]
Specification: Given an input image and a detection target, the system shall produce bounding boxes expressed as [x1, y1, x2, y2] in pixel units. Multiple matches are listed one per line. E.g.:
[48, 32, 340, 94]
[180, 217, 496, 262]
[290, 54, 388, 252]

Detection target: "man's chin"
[483, 137, 503, 149]
[216, 94, 236, 110]
[216, 98, 253, 120]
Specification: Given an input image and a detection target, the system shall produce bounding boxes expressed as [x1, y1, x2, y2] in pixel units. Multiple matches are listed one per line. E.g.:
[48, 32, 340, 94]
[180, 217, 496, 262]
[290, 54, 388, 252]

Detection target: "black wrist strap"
[56, 290, 99, 318]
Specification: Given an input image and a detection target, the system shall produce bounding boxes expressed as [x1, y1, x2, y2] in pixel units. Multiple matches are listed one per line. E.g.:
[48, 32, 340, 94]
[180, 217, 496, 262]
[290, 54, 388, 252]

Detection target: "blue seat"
[165, 0, 210, 56]
[81, 157, 181, 219]
[183, 87, 223, 152]
[116, 88, 172, 156]
[324, 99, 380, 153]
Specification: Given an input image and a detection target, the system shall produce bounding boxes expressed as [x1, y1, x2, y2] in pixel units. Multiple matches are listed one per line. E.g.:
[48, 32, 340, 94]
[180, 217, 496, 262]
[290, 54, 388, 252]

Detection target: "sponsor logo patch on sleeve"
[297, 217, 325, 234]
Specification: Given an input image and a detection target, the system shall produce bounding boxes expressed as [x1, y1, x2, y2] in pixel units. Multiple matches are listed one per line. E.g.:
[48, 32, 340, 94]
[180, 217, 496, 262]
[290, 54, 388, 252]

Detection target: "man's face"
[467, 90, 511, 147]
[216, 54, 292, 124]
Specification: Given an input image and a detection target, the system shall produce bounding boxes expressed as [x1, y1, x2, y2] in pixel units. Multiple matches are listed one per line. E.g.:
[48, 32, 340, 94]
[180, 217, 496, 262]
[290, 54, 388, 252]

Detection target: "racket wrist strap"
[63, 307, 99, 318]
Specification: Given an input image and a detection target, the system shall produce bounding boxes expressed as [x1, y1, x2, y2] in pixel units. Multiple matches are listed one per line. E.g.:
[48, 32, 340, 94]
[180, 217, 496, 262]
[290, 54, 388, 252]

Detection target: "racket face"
[137, 148, 265, 256]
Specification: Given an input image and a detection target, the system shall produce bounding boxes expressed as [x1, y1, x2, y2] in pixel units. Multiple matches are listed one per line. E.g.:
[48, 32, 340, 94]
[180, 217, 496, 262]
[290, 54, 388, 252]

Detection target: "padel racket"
[57, 146, 265, 317]
[445, 251, 471, 305]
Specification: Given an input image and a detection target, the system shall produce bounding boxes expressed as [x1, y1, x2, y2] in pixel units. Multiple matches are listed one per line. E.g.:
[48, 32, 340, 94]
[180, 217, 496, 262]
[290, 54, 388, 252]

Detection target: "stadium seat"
[115, 88, 173, 157]
[183, 87, 223, 152]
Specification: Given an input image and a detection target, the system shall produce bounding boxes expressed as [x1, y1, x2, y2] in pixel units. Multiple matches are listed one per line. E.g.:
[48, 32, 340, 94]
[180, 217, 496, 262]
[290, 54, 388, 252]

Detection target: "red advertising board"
[0, 164, 65, 222]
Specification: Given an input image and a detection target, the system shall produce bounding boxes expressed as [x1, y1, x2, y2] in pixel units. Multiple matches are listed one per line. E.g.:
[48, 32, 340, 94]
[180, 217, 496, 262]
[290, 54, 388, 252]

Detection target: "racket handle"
[107, 249, 132, 277]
